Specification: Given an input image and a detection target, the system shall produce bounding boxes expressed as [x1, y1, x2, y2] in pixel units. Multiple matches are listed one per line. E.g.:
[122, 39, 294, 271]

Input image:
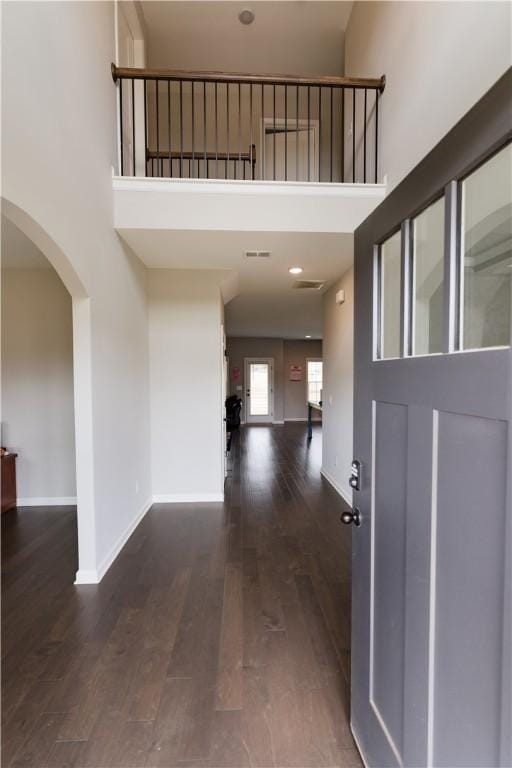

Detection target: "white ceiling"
[140, 1, 353, 76]
[117, 228, 353, 338]
[1, 216, 51, 269]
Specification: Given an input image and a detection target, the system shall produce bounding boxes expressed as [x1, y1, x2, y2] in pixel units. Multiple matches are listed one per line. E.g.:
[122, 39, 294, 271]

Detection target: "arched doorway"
[1, 199, 96, 582]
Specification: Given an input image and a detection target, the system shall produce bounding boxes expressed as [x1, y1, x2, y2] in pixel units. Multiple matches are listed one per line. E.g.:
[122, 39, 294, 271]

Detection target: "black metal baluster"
[352, 88, 356, 183]
[261, 84, 265, 179]
[329, 87, 333, 183]
[273, 84, 276, 181]
[375, 89, 379, 183]
[307, 85, 311, 182]
[119, 78, 124, 176]
[167, 80, 171, 178]
[318, 87, 321, 183]
[237, 82, 241, 181]
[131, 79, 135, 176]
[143, 79, 148, 177]
[296, 85, 299, 181]
[215, 81, 218, 179]
[363, 88, 367, 184]
[156, 80, 160, 177]
[341, 87, 345, 183]
[179, 80, 183, 177]
[204, 81, 207, 179]
[226, 83, 229, 179]
[191, 81, 195, 178]
[249, 83, 253, 180]
[283, 85, 288, 181]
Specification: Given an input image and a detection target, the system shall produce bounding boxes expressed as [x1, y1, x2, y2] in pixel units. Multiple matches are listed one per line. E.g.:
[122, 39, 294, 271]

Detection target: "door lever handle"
[340, 508, 361, 526]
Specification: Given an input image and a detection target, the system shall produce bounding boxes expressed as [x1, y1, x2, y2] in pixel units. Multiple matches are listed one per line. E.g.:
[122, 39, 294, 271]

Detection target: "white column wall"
[2, 1, 152, 582]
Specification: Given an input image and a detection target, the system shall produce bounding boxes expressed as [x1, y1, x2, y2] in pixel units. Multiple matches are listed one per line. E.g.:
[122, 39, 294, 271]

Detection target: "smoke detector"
[239, 9, 255, 25]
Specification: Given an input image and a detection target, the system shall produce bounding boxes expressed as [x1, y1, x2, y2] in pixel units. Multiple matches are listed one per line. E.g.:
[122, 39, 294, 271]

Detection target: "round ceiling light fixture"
[238, 9, 255, 25]
[288, 266, 303, 275]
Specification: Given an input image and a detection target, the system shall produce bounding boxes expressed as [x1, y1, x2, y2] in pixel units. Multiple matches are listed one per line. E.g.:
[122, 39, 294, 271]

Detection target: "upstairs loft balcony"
[112, 64, 385, 185]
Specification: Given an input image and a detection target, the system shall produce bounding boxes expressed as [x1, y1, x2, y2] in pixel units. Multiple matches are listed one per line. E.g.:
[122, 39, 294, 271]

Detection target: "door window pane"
[461, 143, 512, 350]
[380, 231, 402, 359]
[412, 197, 445, 355]
[250, 363, 269, 415]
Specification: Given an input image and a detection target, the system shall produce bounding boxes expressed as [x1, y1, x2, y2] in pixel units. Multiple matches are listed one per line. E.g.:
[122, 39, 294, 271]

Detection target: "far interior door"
[245, 358, 273, 423]
[262, 122, 318, 181]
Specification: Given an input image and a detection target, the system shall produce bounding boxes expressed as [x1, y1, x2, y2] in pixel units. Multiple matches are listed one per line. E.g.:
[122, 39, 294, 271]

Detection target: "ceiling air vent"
[293, 279, 325, 290]
[245, 250, 271, 259]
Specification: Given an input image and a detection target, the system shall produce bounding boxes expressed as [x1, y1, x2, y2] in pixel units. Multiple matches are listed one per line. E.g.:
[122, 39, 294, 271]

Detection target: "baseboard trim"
[320, 467, 352, 507]
[17, 496, 77, 507]
[74, 496, 152, 585]
[152, 493, 224, 503]
[272, 420, 285, 425]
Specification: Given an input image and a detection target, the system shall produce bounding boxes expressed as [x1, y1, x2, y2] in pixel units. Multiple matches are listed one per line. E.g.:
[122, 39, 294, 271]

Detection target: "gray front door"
[350, 73, 511, 768]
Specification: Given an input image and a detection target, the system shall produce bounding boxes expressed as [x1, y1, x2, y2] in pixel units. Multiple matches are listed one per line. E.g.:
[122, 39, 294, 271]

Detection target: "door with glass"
[245, 358, 273, 423]
[350, 74, 511, 768]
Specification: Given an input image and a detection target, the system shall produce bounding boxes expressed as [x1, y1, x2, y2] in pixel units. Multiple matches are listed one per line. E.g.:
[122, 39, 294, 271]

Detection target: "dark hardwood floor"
[2, 423, 359, 767]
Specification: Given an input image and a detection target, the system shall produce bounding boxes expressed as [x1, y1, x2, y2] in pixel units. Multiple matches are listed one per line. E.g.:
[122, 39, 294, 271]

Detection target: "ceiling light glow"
[288, 266, 303, 275]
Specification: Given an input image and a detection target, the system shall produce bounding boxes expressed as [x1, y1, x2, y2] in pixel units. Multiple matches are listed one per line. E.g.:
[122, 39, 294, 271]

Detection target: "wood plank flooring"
[2, 423, 360, 767]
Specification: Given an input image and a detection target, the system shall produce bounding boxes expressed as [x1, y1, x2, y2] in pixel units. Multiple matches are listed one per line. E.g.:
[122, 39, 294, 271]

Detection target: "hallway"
[2, 423, 360, 768]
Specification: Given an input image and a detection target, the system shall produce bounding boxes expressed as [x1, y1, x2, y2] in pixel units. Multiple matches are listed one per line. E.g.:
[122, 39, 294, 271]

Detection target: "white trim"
[113, 175, 387, 197]
[284, 417, 308, 422]
[17, 496, 77, 507]
[272, 420, 285, 425]
[74, 497, 152, 585]
[427, 410, 440, 767]
[152, 493, 224, 503]
[320, 467, 352, 507]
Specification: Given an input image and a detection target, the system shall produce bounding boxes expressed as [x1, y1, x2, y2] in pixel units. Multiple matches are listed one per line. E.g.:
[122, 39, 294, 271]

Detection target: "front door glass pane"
[461, 143, 512, 350]
[250, 363, 269, 415]
[380, 231, 402, 359]
[412, 197, 445, 355]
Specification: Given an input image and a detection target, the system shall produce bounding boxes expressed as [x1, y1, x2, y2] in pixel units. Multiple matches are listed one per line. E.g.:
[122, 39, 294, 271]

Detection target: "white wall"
[321, 268, 353, 505]
[148, 270, 225, 501]
[1, 269, 76, 503]
[226, 337, 323, 423]
[2, 1, 152, 582]
[345, 1, 512, 190]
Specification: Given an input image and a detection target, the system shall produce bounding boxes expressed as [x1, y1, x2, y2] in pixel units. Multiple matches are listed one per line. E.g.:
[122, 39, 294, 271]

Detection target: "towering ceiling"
[139, 1, 353, 76]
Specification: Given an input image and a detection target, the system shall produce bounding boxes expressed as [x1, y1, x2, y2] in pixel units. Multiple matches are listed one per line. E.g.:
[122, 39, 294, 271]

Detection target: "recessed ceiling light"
[239, 9, 255, 25]
[289, 266, 303, 275]
[305, 335, 312, 338]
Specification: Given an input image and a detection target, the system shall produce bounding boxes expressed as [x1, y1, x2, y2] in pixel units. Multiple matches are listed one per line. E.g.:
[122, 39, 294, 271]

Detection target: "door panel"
[371, 402, 407, 764]
[352, 72, 511, 768]
[434, 412, 507, 768]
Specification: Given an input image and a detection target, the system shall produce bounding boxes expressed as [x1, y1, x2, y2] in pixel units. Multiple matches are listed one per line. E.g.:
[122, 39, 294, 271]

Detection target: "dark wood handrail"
[111, 63, 386, 92]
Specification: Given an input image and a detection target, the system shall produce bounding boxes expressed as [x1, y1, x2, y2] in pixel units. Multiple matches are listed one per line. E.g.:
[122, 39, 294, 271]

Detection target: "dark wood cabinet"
[1, 452, 18, 513]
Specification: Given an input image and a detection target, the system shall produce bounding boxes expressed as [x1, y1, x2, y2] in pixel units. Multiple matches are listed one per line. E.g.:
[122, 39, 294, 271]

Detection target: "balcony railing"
[112, 64, 385, 184]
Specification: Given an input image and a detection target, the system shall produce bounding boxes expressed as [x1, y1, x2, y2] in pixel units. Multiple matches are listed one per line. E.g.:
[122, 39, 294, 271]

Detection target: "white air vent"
[293, 280, 325, 290]
[245, 250, 271, 259]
